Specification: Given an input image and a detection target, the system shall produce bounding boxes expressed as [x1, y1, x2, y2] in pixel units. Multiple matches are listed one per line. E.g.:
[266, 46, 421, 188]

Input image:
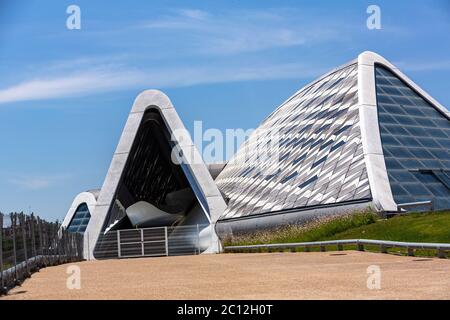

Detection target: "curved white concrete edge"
[359, 51, 449, 119]
[357, 52, 396, 212]
[357, 51, 449, 212]
[61, 191, 98, 259]
[61, 191, 98, 229]
[86, 90, 227, 259]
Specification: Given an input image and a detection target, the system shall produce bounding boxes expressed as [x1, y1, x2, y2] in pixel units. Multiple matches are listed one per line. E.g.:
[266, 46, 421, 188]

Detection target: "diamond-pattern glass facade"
[216, 63, 371, 219]
[67, 203, 91, 233]
[376, 66, 450, 210]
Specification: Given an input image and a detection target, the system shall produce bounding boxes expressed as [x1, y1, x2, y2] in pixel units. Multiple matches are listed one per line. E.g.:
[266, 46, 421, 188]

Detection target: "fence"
[397, 200, 434, 212]
[0, 212, 84, 296]
[224, 239, 450, 258]
[94, 224, 208, 260]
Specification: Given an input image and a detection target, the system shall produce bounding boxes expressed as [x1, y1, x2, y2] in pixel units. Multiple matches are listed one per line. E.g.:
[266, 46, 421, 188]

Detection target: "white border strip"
[61, 191, 98, 229]
[61, 191, 98, 259]
[358, 51, 449, 212]
[86, 90, 227, 259]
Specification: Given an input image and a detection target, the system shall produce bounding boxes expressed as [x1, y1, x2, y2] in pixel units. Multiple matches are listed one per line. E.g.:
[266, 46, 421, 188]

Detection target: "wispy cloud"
[10, 174, 70, 190]
[177, 8, 210, 20]
[0, 69, 144, 104]
[0, 8, 350, 105]
[140, 8, 340, 55]
[395, 60, 450, 72]
[0, 60, 327, 104]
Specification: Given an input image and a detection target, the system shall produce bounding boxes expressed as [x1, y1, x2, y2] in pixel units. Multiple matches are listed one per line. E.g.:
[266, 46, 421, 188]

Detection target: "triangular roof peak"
[357, 50, 448, 117]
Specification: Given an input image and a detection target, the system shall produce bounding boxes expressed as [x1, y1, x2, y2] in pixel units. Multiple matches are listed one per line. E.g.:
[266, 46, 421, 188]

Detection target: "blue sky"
[0, 0, 449, 221]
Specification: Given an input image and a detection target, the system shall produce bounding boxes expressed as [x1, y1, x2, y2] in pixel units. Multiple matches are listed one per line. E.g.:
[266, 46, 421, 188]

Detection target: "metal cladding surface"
[216, 63, 371, 220]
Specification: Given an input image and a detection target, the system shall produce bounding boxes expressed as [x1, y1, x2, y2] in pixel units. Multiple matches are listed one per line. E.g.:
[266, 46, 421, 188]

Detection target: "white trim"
[357, 52, 397, 211]
[86, 90, 227, 259]
[61, 191, 98, 259]
[61, 191, 97, 229]
[359, 52, 449, 120]
[357, 51, 449, 212]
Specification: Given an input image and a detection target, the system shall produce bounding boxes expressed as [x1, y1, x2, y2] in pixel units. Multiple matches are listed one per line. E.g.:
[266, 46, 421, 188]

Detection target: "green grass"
[224, 210, 450, 247]
[224, 209, 378, 246]
[325, 211, 450, 243]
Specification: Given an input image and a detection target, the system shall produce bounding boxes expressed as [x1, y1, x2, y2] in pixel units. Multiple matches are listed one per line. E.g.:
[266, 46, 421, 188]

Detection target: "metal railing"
[94, 224, 208, 259]
[0, 212, 84, 296]
[118, 227, 167, 258]
[224, 239, 450, 258]
[397, 200, 434, 212]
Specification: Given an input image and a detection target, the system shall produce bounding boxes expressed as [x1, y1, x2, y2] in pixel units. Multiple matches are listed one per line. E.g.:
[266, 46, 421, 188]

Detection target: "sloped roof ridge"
[258, 58, 358, 127]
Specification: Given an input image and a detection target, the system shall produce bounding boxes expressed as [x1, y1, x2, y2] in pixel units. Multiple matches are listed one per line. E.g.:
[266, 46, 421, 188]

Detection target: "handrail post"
[11, 214, 19, 285]
[86, 232, 90, 261]
[30, 214, 37, 270]
[43, 220, 49, 266]
[117, 230, 121, 258]
[79, 233, 83, 260]
[20, 214, 30, 278]
[74, 234, 78, 260]
[68, 231, 72, 262]
[65, 231, 69, 262]
[141, 229, 144, 257]
[56, 223, 61, 264]
[357, 241, 364, 252]
[164, 227, 169, 256]
[37, 217, 43, 266]
[42, 221, 47, 266]
[28, 215, 35, 269]
[196, 224, 200, 255]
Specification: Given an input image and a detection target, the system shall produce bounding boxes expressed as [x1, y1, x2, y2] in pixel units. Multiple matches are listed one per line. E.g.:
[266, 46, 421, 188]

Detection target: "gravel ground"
[2, 251, 450, 300]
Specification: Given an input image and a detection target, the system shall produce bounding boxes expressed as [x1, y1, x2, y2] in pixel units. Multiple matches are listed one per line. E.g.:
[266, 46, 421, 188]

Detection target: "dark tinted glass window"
[376, 66, 450, 210]
[67, 203, 91, 233]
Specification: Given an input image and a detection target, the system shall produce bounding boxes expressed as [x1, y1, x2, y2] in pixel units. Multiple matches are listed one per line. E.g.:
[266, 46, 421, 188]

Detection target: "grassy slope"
[225, 211, 450, 246]
[225, 210, 378, 246]
[326, 211, 450, 243]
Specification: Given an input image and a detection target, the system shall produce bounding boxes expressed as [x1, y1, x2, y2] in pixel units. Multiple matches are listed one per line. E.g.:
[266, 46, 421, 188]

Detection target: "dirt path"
[2, 251, 450, 300]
